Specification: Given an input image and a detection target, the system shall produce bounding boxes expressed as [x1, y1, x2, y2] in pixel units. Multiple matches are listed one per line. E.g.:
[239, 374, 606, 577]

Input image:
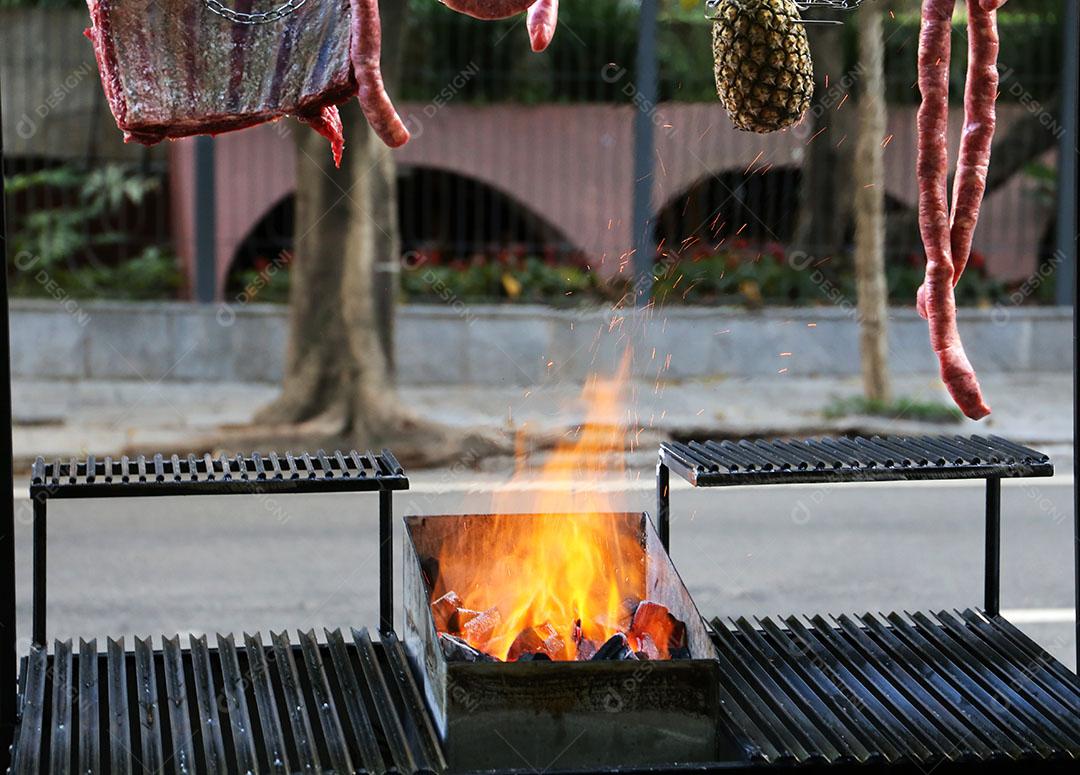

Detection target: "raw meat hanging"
[915, 0, 998, 420]
[440, 0, 561, 52]
[83, 0, 409, 166]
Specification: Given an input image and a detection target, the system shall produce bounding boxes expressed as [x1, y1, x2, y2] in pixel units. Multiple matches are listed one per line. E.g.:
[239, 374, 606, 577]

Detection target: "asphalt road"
[10, 473, 1076, 669]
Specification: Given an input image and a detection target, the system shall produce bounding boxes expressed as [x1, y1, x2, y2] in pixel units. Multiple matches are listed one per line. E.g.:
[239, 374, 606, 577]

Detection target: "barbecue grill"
[1, 435, 1077, 773]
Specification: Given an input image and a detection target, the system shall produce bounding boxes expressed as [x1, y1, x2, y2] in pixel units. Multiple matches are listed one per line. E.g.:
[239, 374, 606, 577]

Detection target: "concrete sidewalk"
[12, 372, 1073, 469]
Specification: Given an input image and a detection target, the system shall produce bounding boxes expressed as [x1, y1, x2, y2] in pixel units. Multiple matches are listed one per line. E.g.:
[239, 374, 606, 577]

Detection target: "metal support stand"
[32, 499, 46, 646]
[984, 477, 1001, 617]
[656, 461, 670, 551]
[0, 72, 18, 775]
[380, 490, 394, 636]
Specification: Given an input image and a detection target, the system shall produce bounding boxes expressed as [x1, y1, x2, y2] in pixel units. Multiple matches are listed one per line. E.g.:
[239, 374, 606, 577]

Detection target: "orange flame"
[432, 352, 644, 661]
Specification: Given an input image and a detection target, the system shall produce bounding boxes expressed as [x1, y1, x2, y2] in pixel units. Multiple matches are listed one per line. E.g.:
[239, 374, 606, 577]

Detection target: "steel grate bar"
[12, 644, 47, 775]
[324, 628, 386, 774]
[162, 636, 197, 775]
[78, 639, 101, 775]
[382, 631, 449, 771]
[352, 627, 418, 774]
[298, 629, 354, 775]
[191, 634, 228, 774]
[217, 633, 259, 773]
[244, 633, 291, 775]
[271, 630, 322, 773]
[134, 637, 165, 774]
[107, 638, 133, 775]
[49, 639, 73, 775]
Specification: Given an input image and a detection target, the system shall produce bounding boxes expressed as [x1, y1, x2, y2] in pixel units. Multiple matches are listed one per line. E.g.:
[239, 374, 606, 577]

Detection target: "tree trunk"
[791, 23, 852, 260]
[854, 2, 891, 403]
[253, 1, 503, 466]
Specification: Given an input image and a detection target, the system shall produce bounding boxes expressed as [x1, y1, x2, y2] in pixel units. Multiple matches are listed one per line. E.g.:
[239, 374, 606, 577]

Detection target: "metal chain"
[203, 0, 310, 25]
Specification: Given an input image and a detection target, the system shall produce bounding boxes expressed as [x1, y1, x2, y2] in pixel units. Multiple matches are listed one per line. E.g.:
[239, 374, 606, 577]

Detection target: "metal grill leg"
[984, 477, 1001, 617]
[379, 491, 393, 636]
[33, 498, 47, 646]
[657, 461, 670, 551]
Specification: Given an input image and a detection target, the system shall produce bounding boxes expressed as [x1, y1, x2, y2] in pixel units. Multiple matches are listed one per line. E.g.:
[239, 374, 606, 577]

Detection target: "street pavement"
[10, 473, 1076, 670]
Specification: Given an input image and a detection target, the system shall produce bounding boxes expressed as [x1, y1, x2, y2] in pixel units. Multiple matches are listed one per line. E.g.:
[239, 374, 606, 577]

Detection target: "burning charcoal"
[431, 591, 463, 632]
[461, 607, 501, 652]
[516, 652, 552, 662]
[592, 633, 637, 661]
[507, 623, 567, 662]
[635, 633, 662, 661]
[629, 601, 688, 659]
[571, 618, 597, 660]
[448, 607, 482, 634]
[439, 633, 496, 663]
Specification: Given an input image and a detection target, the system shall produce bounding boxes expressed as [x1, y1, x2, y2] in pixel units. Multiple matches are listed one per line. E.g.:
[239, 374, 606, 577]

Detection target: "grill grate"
[10, 629, 446, 775]
[31, 449, 408, 499]
[710, 609, 1080, 767]
[660, 435, 1054, 487]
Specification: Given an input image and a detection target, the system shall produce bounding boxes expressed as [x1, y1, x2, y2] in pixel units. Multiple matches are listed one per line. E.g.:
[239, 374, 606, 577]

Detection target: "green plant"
[7, 163, 181, 300]
[823, 395, 963, 424]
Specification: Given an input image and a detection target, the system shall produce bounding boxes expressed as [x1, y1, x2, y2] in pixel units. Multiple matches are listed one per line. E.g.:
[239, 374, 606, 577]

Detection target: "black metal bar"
[324, 628, 385, 774]
[134, 636, 164, 774]
[657, 460, 670, 551]
[194, 135, 217, 303]
[11, 645, 46, 775]
[162, 635, 196, 775]
[380, 490, 394, 635]
[217, 633, 258, 773]
[49, 640, 72, 775]
[984, 477, 1002, 617]
[32, 497, 46, 646]
[271, 630, 321, 772]
[298, 629, 354, 775]
[190, 634, 228, 773]
[631, 0, 658, 305]
[106, 638, 132, 775]
[78, 639, 100, 775]
[0, 72, 18, 775]
[244, 632, 291, 775]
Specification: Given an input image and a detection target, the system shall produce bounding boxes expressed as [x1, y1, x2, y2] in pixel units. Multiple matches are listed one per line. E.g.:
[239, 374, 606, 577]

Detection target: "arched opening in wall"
[653, 166, 801, 260]
[226, 166, 582, 301]
[225, 195, 294, 304]
[398, 165, 578, 264]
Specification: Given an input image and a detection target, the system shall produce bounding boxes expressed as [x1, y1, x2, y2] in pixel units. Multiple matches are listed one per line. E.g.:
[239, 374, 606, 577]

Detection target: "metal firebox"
[403, 512, 726, 772]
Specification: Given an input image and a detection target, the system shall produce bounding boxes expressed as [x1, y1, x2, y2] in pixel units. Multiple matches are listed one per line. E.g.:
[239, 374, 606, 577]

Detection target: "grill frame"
[27, 449, 409, 646]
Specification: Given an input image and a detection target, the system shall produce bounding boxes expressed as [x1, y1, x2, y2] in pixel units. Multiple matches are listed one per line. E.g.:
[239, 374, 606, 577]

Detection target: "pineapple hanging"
[708, 0, 815, 133]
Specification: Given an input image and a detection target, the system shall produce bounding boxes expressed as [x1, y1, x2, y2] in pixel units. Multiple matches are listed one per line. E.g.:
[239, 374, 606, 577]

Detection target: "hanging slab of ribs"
[83, 0, 408, 165]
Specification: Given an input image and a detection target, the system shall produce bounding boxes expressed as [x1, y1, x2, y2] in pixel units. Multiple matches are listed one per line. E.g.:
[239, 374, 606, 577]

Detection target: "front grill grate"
[710, 609, 1080, 767]
[11, 629, 445, 775]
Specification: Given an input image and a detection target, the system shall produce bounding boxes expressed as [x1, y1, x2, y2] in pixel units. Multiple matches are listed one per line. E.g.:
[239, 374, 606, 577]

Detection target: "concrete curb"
[11, 299, 1072, 386]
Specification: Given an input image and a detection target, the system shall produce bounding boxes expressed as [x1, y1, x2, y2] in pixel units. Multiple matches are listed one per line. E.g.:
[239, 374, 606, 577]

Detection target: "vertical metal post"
[1054, 0, 1077, 307]
[32, 499, 46, 646]
[379, 490, 393, 636]
[0, 69, 20, 774]
[656, 460, 670, 552]
[1061, 0, 1080, 674]
[984, 477, 1001, 617]
[631, 0, 658, 307]
[194, 136, 217, 303]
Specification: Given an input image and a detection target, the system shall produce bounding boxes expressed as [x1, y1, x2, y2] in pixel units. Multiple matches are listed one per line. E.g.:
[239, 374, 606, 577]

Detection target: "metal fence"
[0, 0, 1070, 305]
